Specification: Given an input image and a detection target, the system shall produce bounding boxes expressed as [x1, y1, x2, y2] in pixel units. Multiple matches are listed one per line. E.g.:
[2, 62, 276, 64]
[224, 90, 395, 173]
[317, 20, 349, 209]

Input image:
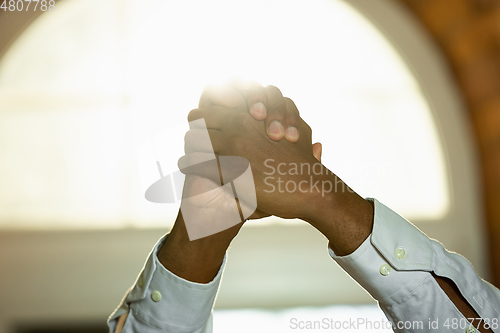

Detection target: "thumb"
[312, 142, 322, 162]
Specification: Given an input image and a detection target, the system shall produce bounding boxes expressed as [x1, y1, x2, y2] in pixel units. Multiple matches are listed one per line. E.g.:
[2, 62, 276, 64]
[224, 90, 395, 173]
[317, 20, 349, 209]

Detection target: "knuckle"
[284, 97, 296, 108]
[265, 86, 286, 116]
[184, 130, 196, 143]
[268, 101, 286, 117]
[284, 97, 300, 117]
[183, 131, 194, 152]
[303, 120, 312, 135]
[187, 108, 199, 122]
[248, 86, 266, 101]
[177, 155, 190, 172]
[265, 85, 283, 97]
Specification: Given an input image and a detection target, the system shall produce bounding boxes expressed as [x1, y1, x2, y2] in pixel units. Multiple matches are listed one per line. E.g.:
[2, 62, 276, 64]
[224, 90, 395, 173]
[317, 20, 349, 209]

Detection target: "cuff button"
[151, 290, 162, 302]
[395, 247, 406, 260]
[379, 264, 391, 276]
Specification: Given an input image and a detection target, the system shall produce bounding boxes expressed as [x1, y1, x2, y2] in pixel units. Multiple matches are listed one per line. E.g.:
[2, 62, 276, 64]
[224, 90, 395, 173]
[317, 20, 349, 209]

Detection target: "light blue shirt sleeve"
[108, 198, 500, 332]
[329, 199, 500, 332]
[107, 235, 225, 333]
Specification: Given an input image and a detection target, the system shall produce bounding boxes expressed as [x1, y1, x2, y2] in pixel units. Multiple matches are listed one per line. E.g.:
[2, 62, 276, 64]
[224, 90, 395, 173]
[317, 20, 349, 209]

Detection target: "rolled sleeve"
[329, 199, 500, 332]
[108, 235, 225, 333]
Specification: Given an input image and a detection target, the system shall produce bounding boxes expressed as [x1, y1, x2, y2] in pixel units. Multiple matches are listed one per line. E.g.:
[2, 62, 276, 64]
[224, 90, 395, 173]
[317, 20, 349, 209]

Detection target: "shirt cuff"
[328, 198, 500, 321]
[328, 224, 430, 305]
[108, 234, 226, 332]
[328, 198, 436, 304]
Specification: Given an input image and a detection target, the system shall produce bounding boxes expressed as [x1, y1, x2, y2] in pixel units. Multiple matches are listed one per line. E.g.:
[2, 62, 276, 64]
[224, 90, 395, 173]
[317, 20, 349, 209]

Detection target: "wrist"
[304, 172, 374, 256]
[158, 210, 242, 283]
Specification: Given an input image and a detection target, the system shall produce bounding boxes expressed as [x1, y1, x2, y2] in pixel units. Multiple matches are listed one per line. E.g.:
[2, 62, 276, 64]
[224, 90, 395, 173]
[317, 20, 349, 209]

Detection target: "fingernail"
[250, 102, 267, 119]
[285, 126, 299, 141]
[268, 120, 284, 136]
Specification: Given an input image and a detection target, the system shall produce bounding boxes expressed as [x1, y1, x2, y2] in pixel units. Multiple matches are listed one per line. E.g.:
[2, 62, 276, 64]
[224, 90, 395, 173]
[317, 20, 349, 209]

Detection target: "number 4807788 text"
[1, 0, 55, 11]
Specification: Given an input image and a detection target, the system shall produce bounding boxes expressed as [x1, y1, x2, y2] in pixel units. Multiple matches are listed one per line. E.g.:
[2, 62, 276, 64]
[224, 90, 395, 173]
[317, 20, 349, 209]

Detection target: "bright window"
[0, 0, 449, 229]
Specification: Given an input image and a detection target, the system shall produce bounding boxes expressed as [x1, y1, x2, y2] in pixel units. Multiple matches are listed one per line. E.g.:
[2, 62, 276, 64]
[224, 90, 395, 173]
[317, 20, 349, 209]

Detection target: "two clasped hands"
[111, 81, 495, 333]
[160, 81, 374, 284]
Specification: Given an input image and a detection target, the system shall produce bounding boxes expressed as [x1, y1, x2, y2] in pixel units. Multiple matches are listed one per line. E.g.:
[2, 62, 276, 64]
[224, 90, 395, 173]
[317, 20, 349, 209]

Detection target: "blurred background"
[0, 0, 498, 331]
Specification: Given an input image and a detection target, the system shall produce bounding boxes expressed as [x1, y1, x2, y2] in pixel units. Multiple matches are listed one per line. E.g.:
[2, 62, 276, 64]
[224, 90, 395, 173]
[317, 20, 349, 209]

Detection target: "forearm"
[111, 211, 239, 333]
[158, 210, 242, 283]
[311, 188, 496, 332]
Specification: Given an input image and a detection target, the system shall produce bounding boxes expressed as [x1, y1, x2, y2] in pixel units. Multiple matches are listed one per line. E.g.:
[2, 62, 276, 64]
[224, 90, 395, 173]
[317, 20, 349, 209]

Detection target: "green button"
[151, 290, 162, 302]
[395, 247, 406, 259]
[380, 264, 391, 276]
